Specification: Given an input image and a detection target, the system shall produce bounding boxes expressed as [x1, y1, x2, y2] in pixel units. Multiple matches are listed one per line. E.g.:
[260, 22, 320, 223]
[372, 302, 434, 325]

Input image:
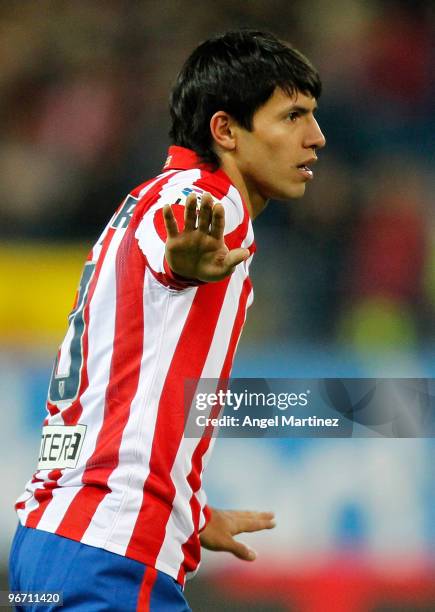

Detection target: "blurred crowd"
[1, 0, 434, 351]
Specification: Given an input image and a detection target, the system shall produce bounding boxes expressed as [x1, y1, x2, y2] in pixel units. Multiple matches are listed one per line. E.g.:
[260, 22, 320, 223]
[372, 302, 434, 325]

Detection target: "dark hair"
[169, 29, 322, 167]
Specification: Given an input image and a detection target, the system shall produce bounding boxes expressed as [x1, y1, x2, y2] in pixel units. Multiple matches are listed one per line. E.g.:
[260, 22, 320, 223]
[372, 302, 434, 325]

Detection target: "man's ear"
[210, 111, 237, 152]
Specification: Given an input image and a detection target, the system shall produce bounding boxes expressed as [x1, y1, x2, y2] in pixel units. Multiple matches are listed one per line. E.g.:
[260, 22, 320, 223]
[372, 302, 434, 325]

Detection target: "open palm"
[163, 192, 249, 282]
[200, 508, 276, 561]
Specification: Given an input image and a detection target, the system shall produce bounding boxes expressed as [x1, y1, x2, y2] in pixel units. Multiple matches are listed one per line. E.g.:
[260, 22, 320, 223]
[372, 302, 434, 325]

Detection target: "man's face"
[234, 88, 326, 203]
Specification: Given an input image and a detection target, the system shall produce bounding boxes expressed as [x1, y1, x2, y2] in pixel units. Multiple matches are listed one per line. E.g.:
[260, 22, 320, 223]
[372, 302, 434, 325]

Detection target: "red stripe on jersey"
[25, 469, 63, 528]
[219, 275, 253, 379]
[55, 229, 146, 541]
[177, 275, 253, 578]
[224, 203, 250, 251]
[193, 175, 251, 251]
[15, 473, 44, 511]
[193, 173, 238, 208]
[153, 204, 185, 240]
[136, 566, 158, 612]
[131, 171, 181, 230]
[126, 278, 231, 563]
[176, 449, 202, 585]
[46, 403, 60, 417]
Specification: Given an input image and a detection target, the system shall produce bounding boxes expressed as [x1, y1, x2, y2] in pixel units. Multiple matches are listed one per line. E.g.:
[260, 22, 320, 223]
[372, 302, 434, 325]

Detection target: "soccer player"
[9, 30, 325, 610]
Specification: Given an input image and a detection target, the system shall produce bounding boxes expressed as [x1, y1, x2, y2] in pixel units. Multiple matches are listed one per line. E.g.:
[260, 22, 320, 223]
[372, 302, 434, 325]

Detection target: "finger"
[234, 517, 276, 534]
[184, 193, 198, 232]
[226, 538, 257, 561]
[163, 204, 179, 238]
[223, 248, 250, 271]
[197, 193, 213, 233]
[210, 203, 225, 239]
[230, 511, 275, 520]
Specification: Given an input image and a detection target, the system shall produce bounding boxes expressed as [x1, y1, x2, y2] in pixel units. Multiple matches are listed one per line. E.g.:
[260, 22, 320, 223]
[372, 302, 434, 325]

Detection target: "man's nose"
[306, 118, 326, 150]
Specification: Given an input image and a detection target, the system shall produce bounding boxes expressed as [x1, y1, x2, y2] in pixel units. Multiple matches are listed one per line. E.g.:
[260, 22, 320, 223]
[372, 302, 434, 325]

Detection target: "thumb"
[224, 248, 250, 271]
[227, 538, 257, 561]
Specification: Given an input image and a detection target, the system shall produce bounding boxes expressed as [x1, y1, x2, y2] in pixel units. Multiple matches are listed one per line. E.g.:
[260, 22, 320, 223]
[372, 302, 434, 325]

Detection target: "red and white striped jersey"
[15, 146, 256, 585]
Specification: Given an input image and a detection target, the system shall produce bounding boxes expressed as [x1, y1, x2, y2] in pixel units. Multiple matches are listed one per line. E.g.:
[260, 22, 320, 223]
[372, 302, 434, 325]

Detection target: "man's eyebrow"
[286, 104, 318, 115]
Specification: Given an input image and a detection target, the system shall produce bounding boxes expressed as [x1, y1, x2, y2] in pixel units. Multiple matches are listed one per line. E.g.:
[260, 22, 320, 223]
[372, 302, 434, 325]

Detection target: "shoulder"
[166, 168, 247, 231]
[135, 167, 246, 228]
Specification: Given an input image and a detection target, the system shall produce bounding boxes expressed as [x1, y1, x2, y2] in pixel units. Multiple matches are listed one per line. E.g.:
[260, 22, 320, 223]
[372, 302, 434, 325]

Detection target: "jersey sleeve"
[134, 180, 248, 290]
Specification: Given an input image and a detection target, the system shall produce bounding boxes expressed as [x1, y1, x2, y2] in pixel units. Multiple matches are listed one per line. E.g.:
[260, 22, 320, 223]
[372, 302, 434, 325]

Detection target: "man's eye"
[288, 112, 299, 122]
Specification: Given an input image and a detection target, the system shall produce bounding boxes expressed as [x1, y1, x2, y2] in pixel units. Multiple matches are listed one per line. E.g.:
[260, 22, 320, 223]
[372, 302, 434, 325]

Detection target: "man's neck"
[218, 155, 267, 220]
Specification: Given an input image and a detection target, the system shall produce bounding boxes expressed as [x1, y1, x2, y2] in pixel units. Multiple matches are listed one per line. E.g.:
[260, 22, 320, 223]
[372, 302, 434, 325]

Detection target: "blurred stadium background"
[1, 1, 434, 610]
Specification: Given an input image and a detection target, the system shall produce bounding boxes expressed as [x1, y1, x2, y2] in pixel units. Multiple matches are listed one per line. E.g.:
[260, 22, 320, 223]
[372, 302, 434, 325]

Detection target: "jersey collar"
[163, 145, 233, 187]
[163, 146, 208, 172]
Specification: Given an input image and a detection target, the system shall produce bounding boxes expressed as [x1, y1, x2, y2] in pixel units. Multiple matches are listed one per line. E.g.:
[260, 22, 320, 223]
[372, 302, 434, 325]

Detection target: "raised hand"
[199, 508, 276, 561]
[163, 192, 250, 282]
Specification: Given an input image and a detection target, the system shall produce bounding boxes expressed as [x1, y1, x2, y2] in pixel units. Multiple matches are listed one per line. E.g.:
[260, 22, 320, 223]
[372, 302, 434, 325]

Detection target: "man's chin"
[263, 183, 306, 201]
[283, 184, 306, 200]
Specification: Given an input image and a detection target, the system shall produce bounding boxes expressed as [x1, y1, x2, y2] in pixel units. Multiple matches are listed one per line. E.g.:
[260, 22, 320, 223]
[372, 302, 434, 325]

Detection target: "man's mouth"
[296, 164, 314, 179]
[296, 157, 317, 180]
